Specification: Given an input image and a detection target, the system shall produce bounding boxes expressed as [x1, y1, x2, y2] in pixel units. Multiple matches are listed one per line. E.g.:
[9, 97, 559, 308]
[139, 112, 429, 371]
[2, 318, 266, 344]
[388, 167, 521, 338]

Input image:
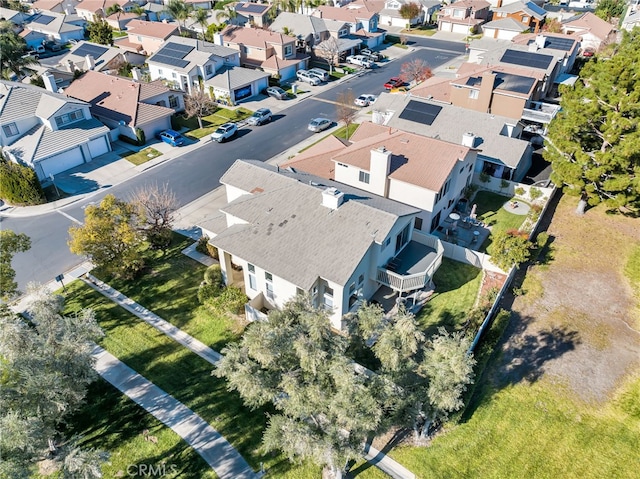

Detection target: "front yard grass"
[63, 378, 217, 479]
[416, 258, 482, 335]
[172, 107, 253, 140]
[122, 147, 162, 166]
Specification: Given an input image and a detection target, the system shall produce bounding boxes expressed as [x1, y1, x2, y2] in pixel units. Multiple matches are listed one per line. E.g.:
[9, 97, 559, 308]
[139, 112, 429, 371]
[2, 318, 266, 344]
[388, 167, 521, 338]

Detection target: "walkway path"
[364, 444, 416, 479]
[92, 345, 258, 479]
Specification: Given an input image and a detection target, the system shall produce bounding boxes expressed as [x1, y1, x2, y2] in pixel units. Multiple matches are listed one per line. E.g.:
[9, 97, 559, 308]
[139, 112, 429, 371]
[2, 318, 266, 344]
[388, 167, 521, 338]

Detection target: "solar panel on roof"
[495, 73, 536, 94]
[151, 54, 189, 68]
[33, 14, 55, 25]
[161, 42, 194, 57]
[74, 44, 109, 58]
[526, 1, 548, 17]
[237, 3, 267, 13]
[398, 100, 442, 126]
[541, 36, 575, 52]
[500, 49, 554, 70]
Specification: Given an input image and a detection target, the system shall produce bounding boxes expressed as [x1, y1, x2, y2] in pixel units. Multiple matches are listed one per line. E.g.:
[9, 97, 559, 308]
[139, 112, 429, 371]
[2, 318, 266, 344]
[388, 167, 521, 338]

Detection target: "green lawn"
[472, 190, 528, 251]
[172, 107, 253, 139]
[123, 147, 162, 166]
[388, 375, 640, 479]
[63, 379, 218, 479]
[416, 258, 482, 335]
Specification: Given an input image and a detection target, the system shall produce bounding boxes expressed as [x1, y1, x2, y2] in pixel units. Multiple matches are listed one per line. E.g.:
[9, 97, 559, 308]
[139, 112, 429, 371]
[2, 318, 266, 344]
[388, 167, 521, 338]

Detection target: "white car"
[210, 122, 238, 142]
[296, 69, 321, 85]
[354, 94, 377, 107]
[346, 55, 373, 68]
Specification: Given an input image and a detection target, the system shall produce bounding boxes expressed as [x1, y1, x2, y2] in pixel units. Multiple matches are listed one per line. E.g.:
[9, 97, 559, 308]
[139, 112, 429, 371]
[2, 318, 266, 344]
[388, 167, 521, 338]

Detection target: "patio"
[433, 216, 491, 250]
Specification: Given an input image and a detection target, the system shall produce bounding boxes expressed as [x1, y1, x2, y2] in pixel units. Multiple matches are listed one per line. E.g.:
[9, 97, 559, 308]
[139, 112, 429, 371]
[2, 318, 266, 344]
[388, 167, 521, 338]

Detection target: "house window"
[522, 16, 529, 23]
[169, 95, 178, 108]
[158, 69, 163, 76]
[205, 64, 212, 75]
[323, 286, 334, 310]
[137, 35, 142, 42]
[296, 287, 305, 296]
[415, 217, 423, 230]
[349, 283, 356, 294]
[384, 237, 391, 248]
[284, 44, 293, 56]
[156, 100, 167, 107]
[469, 89, 479, 99]
[339, 29, 349, 37]
[359, 171, 370, 184]
[265, 271, 274, 300]
[395, 223, 410, 253]
[358, 274, 364, 284]
[54, 110, 84, 127]
[2, 122, 18, 136]
[248, 264, 257, 290]
[172, 72, 177, 78]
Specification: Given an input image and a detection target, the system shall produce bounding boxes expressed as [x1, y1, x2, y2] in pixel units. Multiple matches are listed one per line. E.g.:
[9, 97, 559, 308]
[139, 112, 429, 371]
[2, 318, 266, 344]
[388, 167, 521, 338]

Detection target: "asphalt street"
[3, 38, 466, 294]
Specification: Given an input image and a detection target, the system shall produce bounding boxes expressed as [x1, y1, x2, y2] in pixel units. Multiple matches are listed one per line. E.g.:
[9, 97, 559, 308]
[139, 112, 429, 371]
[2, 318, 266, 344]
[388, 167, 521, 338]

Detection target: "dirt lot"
[498, 193, 640, 403]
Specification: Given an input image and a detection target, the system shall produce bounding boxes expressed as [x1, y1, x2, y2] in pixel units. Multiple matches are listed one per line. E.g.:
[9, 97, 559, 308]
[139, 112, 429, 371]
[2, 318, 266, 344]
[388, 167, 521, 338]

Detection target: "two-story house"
[23, 10, 86, 43]
[561, 11, 617, 52]
[64, 70, 184, 144]
[199, 159, 444, 330]
[147, 35, 240, 93]
[75, 0, 139, 23]
[114, 19, 179, 55]
[30, 0, 80, 14]
[0, 79, 111, 181]
[489, 1, 547, 35]
[312, 4, 385, 48]
[57, 40, 140, 73]
[219, 25, 309, 81]
[234, 2, 273, 28]
[437, 0, 491, 34]
[370, 92, 533, 183]
[379, 0, 424, 28]
[282, 122, 477, 234]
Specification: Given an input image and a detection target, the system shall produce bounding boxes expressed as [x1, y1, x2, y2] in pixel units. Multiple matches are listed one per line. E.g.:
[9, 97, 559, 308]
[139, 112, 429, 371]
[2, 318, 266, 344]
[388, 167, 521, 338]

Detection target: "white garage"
[38, 147, 85, 179]
[88, 136, 110, 157]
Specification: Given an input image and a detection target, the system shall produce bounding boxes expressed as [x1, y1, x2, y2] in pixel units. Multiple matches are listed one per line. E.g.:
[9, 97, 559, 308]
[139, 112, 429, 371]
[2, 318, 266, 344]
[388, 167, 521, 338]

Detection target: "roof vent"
[321, 187, 344, 210]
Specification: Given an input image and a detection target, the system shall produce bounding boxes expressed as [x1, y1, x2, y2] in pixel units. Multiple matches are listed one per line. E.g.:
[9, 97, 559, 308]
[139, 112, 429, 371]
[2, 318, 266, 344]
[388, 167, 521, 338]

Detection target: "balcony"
[521, 102, 561, 125]
[376, 233, 444, 294]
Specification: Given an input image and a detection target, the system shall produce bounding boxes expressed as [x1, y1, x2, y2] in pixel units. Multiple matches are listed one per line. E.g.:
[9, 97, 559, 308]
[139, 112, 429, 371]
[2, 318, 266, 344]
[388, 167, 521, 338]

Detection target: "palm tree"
[215, 4, 237, 24]
[164, 0, 192, 33]
[0, 21, 38, 80]
[191, 7, 209, 40]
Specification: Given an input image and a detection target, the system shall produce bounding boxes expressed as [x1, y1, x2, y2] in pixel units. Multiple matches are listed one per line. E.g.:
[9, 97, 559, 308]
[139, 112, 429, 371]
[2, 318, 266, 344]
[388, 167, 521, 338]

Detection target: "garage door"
[88, 136, 109, 158]
[39, 147, 85, 178]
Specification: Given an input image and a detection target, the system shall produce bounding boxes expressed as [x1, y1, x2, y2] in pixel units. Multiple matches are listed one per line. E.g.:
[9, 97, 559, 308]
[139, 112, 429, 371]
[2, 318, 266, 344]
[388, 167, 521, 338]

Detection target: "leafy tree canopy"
[487, 230, 532, 271]
[0, 230, 30, 300]
[595, 0, 625, 21]
[86, 20, 113, 46]
[545, 29, 640, 213]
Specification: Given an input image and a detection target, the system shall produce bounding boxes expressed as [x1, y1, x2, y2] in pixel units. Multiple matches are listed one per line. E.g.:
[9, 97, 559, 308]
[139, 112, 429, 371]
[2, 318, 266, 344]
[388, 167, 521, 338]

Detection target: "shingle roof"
[211, 160, 418, 289]
[64, 71, 174, 126]
[147, 36, 238, 72]
[371, 93, 530, 169]
[125, 19, 178, 39]
[315, 5, 376, 22]
[562, 12, 615, 41]
[493, 1, 547, 20]
[222, 25, 292, 48]
[204, 66, 270, 90]
[483, 17, 529, 32]
[280, 135, 349, 178]
[270, 11, 329, 37]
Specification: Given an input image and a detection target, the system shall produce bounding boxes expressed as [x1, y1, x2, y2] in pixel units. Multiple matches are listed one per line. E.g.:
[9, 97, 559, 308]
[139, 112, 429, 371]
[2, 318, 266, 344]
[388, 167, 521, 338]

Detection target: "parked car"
[346, 55, 373, 68]
[45, 41, 62, 52]
[210, 122, 238, 143]
[354, 94, 377, 107]
[247, 108, 272, 126]
[31, 44, 46, 54]
[308, 67, 330, 82]
[582, 48, 595, 57]
[156, 129, 185, 146]
[266, 86, 288, 100]
[296, 69, 321, 85]
[384, 77, 404, 89]
[308, 118, 332, 133]
[360, 49, 382, 61]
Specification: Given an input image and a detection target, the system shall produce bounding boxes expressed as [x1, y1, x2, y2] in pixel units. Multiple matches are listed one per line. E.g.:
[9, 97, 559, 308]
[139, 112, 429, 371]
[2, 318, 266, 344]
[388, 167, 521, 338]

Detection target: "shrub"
[135, 127, 146, 145]
[206, 286, 247, 315]
[198, 281, 222, 304]
[514, 186, 525, 196]
[204, 264, 223, 286]
[118, 134, 143, 146]
[196, 236, 219, 259]
[529, 186, 543, 201]
[479, 172, 490, 183]
[536, 231, 549, 249]
[500, 179, 509, 189]
[0, 160, 45, 206]
[488, 230, 533, 271]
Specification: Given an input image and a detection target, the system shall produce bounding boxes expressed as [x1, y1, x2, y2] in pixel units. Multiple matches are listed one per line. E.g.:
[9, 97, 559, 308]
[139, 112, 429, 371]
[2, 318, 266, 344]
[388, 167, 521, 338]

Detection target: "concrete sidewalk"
[92, 345, 258, 479]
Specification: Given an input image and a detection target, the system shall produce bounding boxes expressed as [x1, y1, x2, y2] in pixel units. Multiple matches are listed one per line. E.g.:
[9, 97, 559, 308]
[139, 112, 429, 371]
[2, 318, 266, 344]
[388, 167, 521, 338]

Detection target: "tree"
[164, 0, 193, 32]
[0, 287, 105, 476]
[542, 17, 562, 34]
[0, 230, 30, 300]
[86, 20, 113, 46]
[335, 90, 357, 140]
[129, 182, 178, 249]
[399, 2, 421, 31]
[487, 230, 532, 271]
[0, 20, 39, 80]
[352, 303, 475, 441]
[184, 89, 217, 128]
[0, 159, 46, 206]
[595, 0, 625, 21]
[400, 58, 432, 85]
[315, 36, 340, 73]
[215, 297, 387, 478]
[545, 29, 640, 214]
[215, 3, 238, 24]
[191, 7, 209, 40]
[68, 194, 146, 279]
[205, 22, 226, 42]
[105, 3, 122, 17]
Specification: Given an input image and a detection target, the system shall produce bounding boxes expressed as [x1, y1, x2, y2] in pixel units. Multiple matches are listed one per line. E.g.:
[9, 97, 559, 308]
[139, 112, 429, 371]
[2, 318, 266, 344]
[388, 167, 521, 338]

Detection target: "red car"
[582, 48, 595, 57]
[384, 77, 404, 89]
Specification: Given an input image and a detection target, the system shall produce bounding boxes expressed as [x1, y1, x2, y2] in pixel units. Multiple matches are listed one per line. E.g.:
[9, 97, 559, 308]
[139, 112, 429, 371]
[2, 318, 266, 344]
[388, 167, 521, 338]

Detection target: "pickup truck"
[384, 77, 404, 89]
[346, 55, 373, 68]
